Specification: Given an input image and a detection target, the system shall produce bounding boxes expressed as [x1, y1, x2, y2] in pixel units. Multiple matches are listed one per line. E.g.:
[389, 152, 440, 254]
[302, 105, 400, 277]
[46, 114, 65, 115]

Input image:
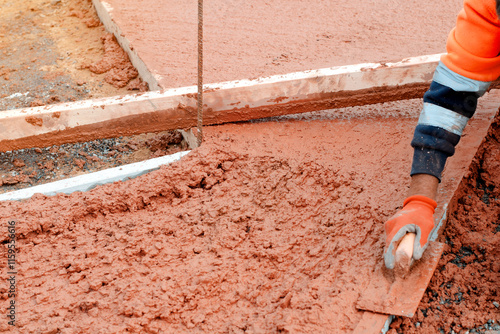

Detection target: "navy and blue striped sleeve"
[411, 61, 491, 180]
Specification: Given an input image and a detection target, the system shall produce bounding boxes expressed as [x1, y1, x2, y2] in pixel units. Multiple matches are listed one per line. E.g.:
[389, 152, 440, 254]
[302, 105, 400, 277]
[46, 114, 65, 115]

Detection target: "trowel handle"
[395, 232, 415, 262]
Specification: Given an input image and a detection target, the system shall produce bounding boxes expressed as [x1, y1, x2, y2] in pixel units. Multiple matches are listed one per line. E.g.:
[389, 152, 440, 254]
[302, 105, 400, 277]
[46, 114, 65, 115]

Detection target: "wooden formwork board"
[91, 0, 161, 91]
[0, 54, 440, 152]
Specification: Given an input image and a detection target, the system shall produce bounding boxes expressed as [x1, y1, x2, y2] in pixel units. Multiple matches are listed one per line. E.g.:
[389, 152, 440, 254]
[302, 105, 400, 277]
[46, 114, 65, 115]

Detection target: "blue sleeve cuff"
[411, 124, 461, 156]
[410, 124, 461, 181]
[410, 148, 449, 181]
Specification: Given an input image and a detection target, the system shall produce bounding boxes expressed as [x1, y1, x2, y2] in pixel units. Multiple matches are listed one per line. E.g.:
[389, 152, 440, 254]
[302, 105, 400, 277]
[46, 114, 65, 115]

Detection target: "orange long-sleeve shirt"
[442, 0, 500, 82]
[411, 0, 500, 179]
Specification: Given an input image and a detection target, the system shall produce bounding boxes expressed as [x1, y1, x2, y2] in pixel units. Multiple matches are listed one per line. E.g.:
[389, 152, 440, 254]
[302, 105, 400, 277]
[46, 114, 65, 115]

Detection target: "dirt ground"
[0, 0, 146, 111]
[0, 0, 184, 193]
[0, 131, 186, 194]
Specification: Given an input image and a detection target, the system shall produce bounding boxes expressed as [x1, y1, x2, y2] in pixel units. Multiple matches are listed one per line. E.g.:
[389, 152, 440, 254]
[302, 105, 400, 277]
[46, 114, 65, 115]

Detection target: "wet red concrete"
[83, 33, 147, 90]
[97, 0, 462, 88]
[0, 94, 497, 332]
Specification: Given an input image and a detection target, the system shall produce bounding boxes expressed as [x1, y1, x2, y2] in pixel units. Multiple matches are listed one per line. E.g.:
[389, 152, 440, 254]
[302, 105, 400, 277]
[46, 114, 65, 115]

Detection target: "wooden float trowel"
[356, 233, 445, 317]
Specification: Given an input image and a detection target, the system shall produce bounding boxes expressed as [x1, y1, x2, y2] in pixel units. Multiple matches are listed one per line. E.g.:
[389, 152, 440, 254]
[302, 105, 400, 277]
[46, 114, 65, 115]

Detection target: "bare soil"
[0, 0, 146, 110]
[0, 0, 183, 194]
[0, 131, 186, 194]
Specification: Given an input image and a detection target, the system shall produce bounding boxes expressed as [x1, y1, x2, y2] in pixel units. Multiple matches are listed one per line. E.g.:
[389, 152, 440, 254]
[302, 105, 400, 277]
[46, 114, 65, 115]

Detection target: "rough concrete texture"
[0, 96, 497, 333]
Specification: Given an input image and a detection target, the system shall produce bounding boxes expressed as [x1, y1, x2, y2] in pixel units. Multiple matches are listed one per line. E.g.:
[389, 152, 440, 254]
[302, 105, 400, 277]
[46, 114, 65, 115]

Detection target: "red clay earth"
[0, 0, 147, 112]
[389, 114, 500, 333]
[0, 97, 497, 333]
[82, 33, 148, 91]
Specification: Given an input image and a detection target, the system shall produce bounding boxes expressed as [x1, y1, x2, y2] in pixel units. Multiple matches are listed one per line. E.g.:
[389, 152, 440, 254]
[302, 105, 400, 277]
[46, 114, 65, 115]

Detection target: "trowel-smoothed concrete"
[92, 0, 461, 89]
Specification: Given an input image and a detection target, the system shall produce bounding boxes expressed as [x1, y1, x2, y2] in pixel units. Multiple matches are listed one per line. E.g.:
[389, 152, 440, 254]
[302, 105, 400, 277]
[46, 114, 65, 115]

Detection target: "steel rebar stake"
[197, 0, 203, 147]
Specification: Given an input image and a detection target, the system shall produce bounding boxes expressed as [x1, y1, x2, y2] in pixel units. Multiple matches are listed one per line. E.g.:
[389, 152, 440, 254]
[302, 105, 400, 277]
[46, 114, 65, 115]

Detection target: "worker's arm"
[384, 0, 500, 269]
[407, 174, 439, 200]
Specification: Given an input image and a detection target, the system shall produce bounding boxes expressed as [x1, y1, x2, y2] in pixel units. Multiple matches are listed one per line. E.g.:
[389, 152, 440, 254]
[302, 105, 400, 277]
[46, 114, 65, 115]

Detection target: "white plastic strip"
[381, 315, 394, 334]
[419, 103, 470, 136]
[0, 150, 190, 201]
[433, 61, 490, 95]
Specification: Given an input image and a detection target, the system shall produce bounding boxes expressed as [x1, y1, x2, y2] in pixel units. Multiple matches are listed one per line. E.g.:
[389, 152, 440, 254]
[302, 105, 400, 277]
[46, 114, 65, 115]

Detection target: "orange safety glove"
[384, 195, 437, 269]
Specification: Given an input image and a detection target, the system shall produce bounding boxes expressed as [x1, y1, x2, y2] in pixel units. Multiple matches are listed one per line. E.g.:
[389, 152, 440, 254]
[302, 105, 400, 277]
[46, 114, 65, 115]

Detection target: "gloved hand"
[384, 195, 437, 269]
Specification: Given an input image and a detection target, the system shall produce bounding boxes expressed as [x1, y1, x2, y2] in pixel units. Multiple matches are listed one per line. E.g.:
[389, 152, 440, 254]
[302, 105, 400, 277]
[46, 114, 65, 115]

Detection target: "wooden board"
[0, 54, 440, 152]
